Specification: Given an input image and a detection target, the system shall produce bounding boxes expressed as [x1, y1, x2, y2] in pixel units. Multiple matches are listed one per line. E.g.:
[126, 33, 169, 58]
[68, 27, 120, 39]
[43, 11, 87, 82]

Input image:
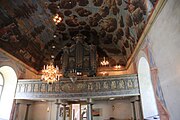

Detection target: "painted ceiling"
[0, 0, 158, 71]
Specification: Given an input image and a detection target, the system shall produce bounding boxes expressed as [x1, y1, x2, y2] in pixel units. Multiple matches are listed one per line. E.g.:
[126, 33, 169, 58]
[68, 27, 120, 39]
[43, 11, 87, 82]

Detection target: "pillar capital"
[61, 104, 67, 107]
[130, 96, 140, 102]
[25, 104, 31, 120]
[27, 104, 31, 106]
[55, 102, 61, 105]
[16, 103, 21, 105]
[87, 98, 93, 104]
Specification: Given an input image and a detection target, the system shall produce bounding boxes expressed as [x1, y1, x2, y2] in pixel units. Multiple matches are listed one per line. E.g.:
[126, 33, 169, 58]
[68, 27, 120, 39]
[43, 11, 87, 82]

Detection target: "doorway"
[71, 103, 88, 120]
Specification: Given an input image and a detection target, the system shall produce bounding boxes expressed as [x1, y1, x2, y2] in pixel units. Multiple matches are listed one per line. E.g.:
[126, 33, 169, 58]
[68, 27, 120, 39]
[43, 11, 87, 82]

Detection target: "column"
[24, 104, 31, 120]
[131, 102, 136, 120]
[55, 100, 61, 120]
[62, 104, 66, 120]
[13, 103, 20, 120]
[87, 98, 93, 120]
[130, 96, 143, 120]
[134, 100, 143, 120]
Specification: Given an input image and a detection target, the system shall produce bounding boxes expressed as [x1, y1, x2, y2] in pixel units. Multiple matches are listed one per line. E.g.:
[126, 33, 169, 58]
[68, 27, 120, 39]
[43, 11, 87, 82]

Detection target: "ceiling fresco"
[0, 0, 158, 71]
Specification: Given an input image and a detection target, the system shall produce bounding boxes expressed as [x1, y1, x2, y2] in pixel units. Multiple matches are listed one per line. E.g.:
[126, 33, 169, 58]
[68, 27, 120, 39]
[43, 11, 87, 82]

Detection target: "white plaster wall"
[112, 100, 132, 120]
[93, 101, 113, 120]
[93, 100, 132, 120]
[138, 0, 180, 119]
[31, 102, 48, 120]
[30, 101, 56, 120]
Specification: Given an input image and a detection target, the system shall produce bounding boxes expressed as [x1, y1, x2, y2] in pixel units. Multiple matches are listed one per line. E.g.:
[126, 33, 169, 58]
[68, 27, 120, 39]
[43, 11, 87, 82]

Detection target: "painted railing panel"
[15, 74, 139, 99]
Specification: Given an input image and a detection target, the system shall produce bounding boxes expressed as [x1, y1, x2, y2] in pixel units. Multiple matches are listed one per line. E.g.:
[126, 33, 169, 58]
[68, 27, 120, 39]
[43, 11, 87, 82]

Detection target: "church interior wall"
[18, 104, 30, 120]
[30, 101, 56, 120]
[0, 51, 40, 79]
[135, 0, 180, 119]
[0, 47, 136, 120]
[22, 100, 132, 120]
[1, 1, 180, 119]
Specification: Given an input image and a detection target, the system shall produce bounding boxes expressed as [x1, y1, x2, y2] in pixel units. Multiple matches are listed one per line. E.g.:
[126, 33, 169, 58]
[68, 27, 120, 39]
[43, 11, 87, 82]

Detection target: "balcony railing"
[15, 74, 140, 99]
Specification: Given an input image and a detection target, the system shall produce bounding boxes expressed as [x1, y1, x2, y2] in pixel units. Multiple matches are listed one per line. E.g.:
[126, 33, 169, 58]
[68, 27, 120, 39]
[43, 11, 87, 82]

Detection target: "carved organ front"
[61, 34, 97, 77]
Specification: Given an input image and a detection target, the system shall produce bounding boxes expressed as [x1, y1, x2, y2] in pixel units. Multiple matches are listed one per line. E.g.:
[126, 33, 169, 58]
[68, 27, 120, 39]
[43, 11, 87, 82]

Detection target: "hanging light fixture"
[100, 57, 109, 66]
[114, 65, 121, 69]
[53, 14, 62, 25]
[41, 60, 62, 84]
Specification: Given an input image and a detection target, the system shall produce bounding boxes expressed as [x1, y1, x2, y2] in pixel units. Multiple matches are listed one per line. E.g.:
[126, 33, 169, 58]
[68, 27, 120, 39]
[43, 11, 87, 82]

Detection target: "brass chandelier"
[41, 61, 62, 84]
[100, 57, 109, 66]
[53, 14, 62, 25]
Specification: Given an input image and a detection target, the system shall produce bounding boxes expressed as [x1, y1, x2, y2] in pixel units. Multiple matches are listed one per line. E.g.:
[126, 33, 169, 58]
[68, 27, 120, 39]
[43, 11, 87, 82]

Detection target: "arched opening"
[0, 66, 17, 120]
[0, 73, 4, 100]
[138, 57, 158, 119]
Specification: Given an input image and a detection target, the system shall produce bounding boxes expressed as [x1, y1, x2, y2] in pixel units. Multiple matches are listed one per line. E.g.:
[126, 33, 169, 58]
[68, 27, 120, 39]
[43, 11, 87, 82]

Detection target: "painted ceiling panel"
[0, 0, 158, 70]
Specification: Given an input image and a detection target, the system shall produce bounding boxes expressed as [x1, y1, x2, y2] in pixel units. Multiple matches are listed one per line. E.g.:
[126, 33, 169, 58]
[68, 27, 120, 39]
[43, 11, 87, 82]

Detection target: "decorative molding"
[15, 75, 139, 99]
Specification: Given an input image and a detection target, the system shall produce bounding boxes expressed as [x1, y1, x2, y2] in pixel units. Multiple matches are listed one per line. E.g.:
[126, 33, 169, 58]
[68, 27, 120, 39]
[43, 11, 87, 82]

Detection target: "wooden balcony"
[15, 74, 140, 99]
